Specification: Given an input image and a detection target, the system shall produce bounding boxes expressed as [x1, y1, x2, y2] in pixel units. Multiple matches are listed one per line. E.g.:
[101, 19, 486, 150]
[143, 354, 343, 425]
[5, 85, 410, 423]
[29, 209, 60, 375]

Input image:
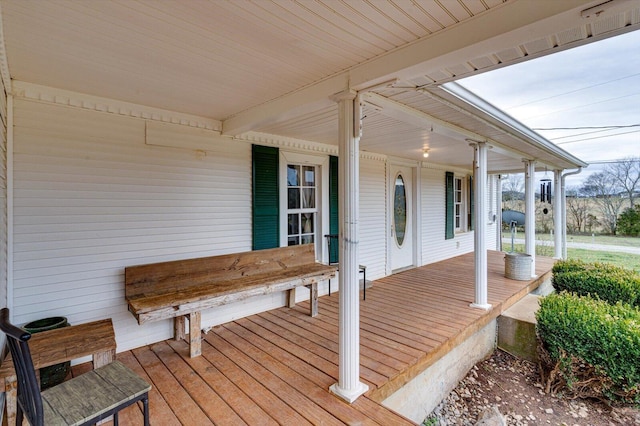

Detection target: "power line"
[534, 124, 640, 130]
[554, 129, 640, 144]
[505, 72, 640, 110]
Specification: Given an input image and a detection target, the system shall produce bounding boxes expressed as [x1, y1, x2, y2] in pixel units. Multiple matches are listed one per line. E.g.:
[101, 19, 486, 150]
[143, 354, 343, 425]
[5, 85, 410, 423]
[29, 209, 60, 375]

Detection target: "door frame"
[386, 159, 421, 275]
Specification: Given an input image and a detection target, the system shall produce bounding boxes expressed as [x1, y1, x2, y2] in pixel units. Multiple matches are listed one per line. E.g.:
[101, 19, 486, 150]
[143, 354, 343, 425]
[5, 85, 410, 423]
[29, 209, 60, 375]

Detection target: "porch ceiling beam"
[362, 92, 528, 160]
[222, 0, 590, 136]
[222, 73, 348, 136]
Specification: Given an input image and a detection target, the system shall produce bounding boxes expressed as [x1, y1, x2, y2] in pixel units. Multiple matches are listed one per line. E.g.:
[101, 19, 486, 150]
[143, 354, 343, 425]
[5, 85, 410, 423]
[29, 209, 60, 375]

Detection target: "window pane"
[301, 235, 314, 244]
[302, 188, 315, 208]
[288, 188, 300, 209]
[288, 236, 299, 246]
[301, 213, 314, 233]
[288, 214, 299, 234]
[287, 165, 299, 186]
[302, 166, 315, 186]
[394, 174, 407, 246]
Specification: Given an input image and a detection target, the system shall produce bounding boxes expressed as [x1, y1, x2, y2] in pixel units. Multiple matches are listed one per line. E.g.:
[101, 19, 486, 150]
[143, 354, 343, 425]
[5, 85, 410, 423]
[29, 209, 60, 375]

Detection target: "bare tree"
[565, 186, 589, 233]
[581, 172, 626, 234]
[502, 173, 524, 212]
[605, 156, 640, 208]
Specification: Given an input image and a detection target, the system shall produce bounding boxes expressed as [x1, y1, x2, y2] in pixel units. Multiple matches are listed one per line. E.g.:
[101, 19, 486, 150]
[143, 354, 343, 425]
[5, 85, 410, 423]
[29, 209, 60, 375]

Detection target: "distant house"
[0, 0, 634, 405]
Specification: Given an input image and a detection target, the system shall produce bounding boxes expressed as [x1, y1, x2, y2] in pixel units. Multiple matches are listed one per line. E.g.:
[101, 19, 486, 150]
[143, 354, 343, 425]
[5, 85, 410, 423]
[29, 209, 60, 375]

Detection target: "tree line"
[502, 157, 640, 236]
[570, 156, 640, 236]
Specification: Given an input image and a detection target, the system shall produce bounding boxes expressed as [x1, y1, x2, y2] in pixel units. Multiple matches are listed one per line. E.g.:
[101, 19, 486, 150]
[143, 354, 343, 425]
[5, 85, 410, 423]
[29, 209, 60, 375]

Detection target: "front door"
[390, 165, 414, 271]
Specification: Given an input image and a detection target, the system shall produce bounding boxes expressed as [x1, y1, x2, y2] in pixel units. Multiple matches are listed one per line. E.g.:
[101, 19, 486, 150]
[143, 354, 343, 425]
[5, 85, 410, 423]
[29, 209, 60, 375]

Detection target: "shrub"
[618, 205, 640, 237]
[552, 259, 640, 308]
[536, 292, 640, 404]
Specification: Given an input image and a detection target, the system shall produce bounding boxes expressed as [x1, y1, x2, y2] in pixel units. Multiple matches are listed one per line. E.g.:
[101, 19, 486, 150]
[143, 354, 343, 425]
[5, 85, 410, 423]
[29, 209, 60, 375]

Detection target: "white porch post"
[470, 142, 491, 310]
[553, 169, 562, 259]
[524, 160, 537, 277]
[496, 175, 503, 252]
[329, 90, 368, 403]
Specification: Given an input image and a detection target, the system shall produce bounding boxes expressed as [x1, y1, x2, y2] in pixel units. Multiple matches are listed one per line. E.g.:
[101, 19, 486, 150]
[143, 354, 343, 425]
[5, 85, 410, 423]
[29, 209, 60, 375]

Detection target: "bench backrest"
[125, 244, 318, 299]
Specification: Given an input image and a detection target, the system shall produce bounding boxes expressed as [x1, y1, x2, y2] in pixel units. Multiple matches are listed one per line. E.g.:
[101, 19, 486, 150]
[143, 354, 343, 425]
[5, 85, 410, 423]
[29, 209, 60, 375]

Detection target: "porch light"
[423, 149, 430, 158]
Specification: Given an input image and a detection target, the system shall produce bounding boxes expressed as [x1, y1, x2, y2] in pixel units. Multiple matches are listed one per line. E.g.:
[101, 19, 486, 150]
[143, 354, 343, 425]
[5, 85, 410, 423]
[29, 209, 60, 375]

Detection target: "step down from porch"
[497, 294, 541, 363]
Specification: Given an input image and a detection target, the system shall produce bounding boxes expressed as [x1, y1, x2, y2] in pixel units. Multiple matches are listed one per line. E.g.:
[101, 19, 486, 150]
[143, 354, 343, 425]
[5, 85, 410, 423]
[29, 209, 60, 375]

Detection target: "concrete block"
[497, 294, 541, 363]
[382, 320, 497, 423]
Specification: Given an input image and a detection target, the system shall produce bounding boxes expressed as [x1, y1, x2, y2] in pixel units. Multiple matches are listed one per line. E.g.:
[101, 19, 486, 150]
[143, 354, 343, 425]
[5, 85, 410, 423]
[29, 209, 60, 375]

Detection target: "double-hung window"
[287, 164, 317, 246]
[445, 172, 474, 239]
[455, 177, 463, 231]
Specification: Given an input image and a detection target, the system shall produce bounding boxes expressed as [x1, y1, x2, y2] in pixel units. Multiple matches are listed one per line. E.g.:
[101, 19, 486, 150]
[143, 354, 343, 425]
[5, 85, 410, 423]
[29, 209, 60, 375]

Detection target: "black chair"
[0, 308, 151, 426]
[324, 234, 367, 300]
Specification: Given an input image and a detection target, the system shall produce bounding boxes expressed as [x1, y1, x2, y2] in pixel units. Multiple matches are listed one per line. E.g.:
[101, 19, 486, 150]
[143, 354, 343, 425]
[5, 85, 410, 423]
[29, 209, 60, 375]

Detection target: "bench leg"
[188, 312, 202, 358]
[286, 288, 296, 308]
[174, 316, 186, 341]
[307, 283, 318, 317]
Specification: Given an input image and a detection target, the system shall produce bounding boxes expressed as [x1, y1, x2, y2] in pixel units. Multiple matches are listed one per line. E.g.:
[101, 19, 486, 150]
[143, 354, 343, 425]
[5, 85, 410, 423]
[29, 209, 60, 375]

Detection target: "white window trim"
[279, 151, 329, 260]
[454, 174, 477, 233]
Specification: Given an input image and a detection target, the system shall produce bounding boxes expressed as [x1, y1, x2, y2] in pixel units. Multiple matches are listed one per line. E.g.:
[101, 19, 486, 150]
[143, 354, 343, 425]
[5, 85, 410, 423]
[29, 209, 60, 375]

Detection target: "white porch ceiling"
[1, 0, 639, 172]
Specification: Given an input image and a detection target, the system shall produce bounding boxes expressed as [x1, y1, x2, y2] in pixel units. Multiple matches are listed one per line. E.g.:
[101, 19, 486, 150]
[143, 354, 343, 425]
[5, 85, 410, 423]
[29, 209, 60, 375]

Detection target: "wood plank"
[210, 326, 349, 425]
[132, 346, 213, 425]
[116, 351, 179, 426]
[199, 335, 313, 425]
[165, 339, 277, 425]
[149, 341, 247, 426]
[125, 244, 319, 298]
[260, 310, 391, 387]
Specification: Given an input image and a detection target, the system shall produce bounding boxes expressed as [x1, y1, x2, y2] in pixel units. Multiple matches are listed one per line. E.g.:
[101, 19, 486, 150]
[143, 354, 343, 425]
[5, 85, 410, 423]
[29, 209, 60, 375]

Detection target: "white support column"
[470, 142, 491, 310]
[553, 170, 562, 259]
[496, 175, 503, 252]
[524, 160, 537, 277]
[329, 90, 368, 403]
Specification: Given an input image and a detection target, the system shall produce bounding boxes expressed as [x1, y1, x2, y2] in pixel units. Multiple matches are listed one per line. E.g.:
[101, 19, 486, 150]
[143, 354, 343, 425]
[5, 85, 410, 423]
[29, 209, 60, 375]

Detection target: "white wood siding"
[359, 157, 387, 280]
[12, 99, 251, 351]
[420, 167, 474, 265]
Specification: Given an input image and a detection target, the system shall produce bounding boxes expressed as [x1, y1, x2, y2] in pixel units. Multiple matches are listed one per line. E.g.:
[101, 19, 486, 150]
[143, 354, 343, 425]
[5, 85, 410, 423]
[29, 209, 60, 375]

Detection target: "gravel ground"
[423, 349, 640, 426]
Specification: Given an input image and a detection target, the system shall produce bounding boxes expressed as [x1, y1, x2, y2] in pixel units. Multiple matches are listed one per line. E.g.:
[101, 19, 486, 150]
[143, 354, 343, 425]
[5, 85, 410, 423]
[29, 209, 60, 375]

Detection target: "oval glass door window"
[394, 174, 407, 246]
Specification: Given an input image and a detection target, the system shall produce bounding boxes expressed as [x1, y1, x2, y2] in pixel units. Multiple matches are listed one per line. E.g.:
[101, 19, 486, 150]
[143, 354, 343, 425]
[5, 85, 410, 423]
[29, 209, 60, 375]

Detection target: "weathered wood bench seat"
[0, 318, 117, 426]
[125, 244, 337, 357]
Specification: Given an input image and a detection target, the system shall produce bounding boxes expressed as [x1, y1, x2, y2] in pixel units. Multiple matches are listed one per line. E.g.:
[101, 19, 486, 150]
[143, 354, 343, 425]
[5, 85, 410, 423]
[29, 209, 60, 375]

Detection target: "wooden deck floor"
[78, 250, 555, 425]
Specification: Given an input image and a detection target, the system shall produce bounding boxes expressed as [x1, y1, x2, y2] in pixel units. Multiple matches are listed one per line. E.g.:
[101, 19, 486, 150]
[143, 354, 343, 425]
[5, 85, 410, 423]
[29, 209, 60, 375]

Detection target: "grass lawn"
[565, 248, 640, 271]
[508, 244, 640, 272]
[566, 234, 640, 247]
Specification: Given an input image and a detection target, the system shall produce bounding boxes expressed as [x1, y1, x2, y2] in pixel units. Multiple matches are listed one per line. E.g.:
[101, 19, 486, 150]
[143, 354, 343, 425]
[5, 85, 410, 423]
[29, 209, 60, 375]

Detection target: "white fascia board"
[349, 0, 591, 88]
[222, 0, 589, 136]
[440, 82, 589, 169]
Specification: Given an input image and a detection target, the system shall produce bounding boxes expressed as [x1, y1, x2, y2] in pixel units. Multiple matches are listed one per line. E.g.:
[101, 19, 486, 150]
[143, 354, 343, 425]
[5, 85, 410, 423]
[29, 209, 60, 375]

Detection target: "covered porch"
[82, 251, 555, 425]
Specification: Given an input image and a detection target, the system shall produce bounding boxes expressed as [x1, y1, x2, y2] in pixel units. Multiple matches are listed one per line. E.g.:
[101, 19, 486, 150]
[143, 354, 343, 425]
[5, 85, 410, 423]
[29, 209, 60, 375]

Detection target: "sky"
[458, 28, 640, 188]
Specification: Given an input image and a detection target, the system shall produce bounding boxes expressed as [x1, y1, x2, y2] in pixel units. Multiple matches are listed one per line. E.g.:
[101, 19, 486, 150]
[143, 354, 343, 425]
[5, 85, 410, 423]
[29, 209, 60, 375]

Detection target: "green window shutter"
[468, 175, 474, 231]
[252, 145, 279, 250]
[445, 171, 454, 240]
[329, 156, 339, 263]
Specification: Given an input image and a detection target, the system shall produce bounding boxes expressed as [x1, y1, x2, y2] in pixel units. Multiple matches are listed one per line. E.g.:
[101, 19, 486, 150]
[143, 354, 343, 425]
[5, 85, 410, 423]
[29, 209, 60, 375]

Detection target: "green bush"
[552, 259, 640, 308]
[536, 292, 640, 403]
[618, 205, 640, 237]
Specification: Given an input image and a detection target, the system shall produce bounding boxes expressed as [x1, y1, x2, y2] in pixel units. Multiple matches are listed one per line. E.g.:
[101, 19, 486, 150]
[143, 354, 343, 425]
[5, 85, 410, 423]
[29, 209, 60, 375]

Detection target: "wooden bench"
[0, 318, 117, 426]
[125, 244, 337, 358]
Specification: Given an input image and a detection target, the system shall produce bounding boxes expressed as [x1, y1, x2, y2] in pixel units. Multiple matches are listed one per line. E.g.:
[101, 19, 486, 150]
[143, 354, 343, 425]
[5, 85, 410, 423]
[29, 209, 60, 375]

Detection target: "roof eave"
[440, 81, 589, 170]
